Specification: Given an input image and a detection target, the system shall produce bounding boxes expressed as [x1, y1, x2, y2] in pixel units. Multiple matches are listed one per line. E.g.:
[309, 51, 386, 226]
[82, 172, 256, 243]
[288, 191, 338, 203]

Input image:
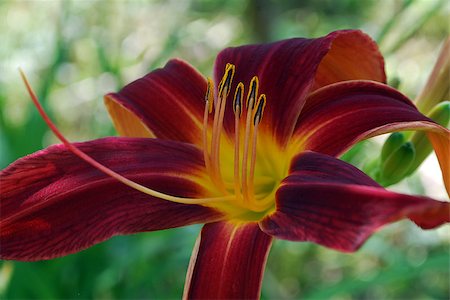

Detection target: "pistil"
[20, 69, 235, 206]
[22, 65, 273, 215]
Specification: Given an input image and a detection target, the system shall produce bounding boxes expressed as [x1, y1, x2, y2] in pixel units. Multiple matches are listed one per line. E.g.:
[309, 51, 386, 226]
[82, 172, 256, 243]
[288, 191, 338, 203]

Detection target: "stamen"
[19, 69, 234, 205]
[241, 76, 259, 203]
[248, 94, 266, 205]
[253, 94, 266, 126]
[205, 77, 214, 113]
[202, 78, 214, 177]
[246, 76, 259, 109]
[233, 82, 244, 117]
[218, 63, 234, 96]
[233, 82, 244, 201]
[210, 64, 235, 193]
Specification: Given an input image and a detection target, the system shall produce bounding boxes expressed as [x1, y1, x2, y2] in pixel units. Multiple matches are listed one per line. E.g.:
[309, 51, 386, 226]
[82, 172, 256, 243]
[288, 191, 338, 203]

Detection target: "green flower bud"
[428, 101, 450, 126]
[381, 132, 405, 162]
[379, 142, 415, 186]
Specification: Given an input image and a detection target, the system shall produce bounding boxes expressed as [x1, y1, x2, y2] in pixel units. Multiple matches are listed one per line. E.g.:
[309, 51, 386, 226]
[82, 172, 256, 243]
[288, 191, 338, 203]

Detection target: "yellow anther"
[233, 82, 244, 117]
[253, 94, 266, 125]
[246, 76, 259, 109]
[205, 77, 214, 113]
[218, 64, 235, 97]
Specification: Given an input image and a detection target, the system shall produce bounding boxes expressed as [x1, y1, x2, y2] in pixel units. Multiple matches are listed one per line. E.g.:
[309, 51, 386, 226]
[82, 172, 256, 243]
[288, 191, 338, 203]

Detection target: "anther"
[253, 94, 266, 125]
[218, 63, 235, 97]
[205, 77, 214, 113]
[246, 76, 259, 109]
[233, 82, 244, 117]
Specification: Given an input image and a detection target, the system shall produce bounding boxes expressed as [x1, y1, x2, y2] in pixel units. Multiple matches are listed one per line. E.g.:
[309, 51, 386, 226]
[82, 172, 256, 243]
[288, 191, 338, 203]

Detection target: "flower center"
[202, 64, 276, 214]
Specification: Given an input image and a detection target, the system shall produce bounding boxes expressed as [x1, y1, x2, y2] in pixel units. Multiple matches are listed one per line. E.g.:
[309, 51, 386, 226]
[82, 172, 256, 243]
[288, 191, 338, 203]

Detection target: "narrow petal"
[104, 59, 207, 144]
[183, 221, 272, 299]
[1, 137, 223, 261]
[214, 30, 385, 146]
[260, 152, 449, 252]
[291, 80, 450, 193]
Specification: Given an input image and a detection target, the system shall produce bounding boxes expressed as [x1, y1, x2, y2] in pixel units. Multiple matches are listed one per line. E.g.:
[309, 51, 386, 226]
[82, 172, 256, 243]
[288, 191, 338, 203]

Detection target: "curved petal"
[312, 30, 385, 90]
[104, 59, 207, 144]
[214, 30, 385, 146]
[291, 80, 450, 193]
[183, 221, 272, 299]
[260, 152, 449, 252]
[0, 137, 223, 261]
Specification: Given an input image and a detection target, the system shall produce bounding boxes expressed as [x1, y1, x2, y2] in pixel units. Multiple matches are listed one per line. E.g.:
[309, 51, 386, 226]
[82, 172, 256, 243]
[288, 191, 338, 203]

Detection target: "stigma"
[202, 64, 270, 212]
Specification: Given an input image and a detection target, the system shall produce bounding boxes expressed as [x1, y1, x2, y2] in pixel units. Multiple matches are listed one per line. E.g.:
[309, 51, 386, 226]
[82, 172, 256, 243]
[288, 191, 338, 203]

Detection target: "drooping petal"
[183, 221, 272, 299]
[214, 29, 385, 146]
[260, 151, 449, 252]
[0, 137, 223, 261]
[291, 80, 450, 193]
[104, 59, 207, 144]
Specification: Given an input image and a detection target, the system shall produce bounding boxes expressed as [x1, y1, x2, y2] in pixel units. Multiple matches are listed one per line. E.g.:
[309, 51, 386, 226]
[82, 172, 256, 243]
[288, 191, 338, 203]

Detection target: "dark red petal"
[104, 59, 206, 144]
[184, 221, 272, 299]
[294, 81, 422, 155]
[291, 80, 450, 193]
[260, 151, 449, 252]
[0, 137, 223, 261]
[214, 30, 385, 146]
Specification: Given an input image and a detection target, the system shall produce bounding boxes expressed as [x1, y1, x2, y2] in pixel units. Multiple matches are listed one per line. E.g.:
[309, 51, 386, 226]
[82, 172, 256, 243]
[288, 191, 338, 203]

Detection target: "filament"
[233, 82, 244, 202]
[248, 94, 266, 206]
[202, 78, 214, 178]
[241, 76, 259, 203]
[209, 64, 235, 194]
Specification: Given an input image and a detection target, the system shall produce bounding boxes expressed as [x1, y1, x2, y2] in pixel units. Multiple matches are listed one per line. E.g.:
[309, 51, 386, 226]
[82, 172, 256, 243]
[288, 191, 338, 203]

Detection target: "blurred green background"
[0, 0, 449, 299]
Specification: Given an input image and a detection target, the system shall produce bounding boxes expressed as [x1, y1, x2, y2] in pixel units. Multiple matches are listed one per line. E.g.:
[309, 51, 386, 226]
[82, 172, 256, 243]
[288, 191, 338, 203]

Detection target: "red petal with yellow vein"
[214, 29, 385, 146]
[0, 137, 223, 261]
[184, 221, 272, 299]
[260, 152, 449, 252]
[105, 59, 206, 144]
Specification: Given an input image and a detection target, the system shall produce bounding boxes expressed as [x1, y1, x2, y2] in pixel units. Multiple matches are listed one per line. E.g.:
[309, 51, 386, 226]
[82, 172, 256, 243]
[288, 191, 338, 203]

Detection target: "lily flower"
[1, 30, 449, 299]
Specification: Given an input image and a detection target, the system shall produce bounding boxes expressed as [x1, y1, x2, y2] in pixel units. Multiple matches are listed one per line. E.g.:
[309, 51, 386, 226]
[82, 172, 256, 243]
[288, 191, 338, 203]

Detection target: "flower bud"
[381, 132, 405, 162]
[379, 142, 415, 186]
